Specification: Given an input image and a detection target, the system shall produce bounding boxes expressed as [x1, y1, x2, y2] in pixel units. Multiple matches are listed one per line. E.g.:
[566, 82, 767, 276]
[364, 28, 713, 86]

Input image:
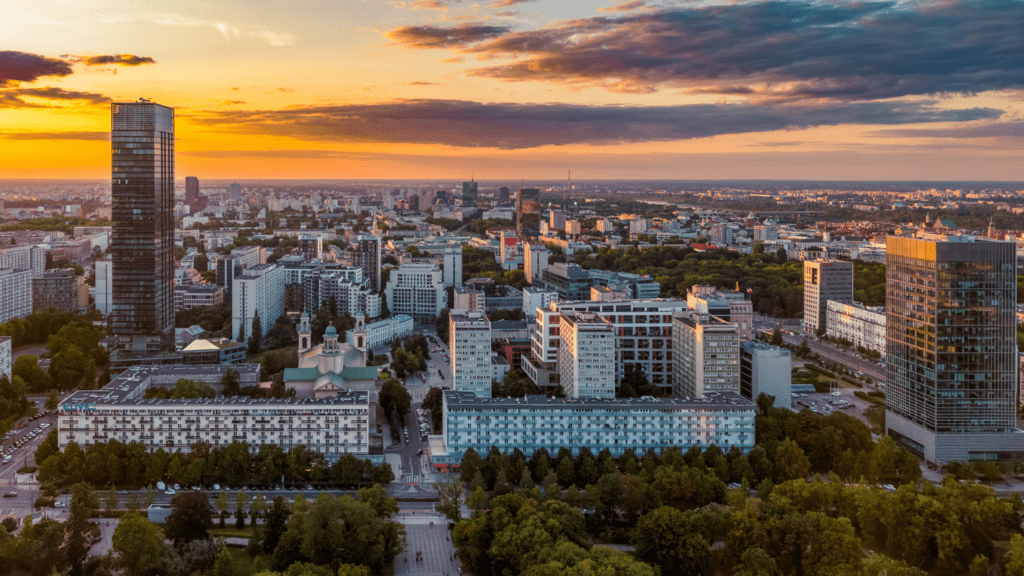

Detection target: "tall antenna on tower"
[567, 170, 571, 191]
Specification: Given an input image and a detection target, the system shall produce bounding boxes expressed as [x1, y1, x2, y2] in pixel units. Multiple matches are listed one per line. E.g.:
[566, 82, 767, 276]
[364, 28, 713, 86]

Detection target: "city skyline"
[2, 0, 1023, 180]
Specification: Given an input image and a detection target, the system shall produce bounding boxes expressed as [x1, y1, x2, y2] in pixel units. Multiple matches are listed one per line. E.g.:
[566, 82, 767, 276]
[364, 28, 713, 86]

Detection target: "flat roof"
[444, 390, 754, 410]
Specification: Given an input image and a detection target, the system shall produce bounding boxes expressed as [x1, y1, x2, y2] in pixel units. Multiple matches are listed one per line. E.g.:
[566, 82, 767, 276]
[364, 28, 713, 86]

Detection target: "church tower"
[353, 313, 368, 362]
[298, 312, 311, 353]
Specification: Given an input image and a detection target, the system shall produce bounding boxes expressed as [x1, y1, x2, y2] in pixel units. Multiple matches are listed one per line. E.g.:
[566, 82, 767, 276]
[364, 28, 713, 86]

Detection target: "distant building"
[522, 286, 558, 317]
[549, 209, 566, 232]
[826, 300, 885, 356]
[354, 235, 382, 293]
[384, 263, 445, 322]
[453, 287, 485, 314]
[32, 268, 77, 313]
[232, 263, 285, 343]
[299, 235, 323, 261]
[450, 311, 492, 398]
[231, 245, 266, 270]
[184, 176, 206, 213]
[672, 312, 741, 398]
[803, 259, 853, 334]
[0, 336, 11, 381]
[443, 242, 463, 287]
[174, 285, 225, 312]
[516, 188, 541, 240]
[709, 223, 733, 246]
[540, 263, 594, 301]
[559, 311, 616, 399]
[686, 285, 753, 340]
[740, 341, 792, 409]
[462, 180, 478, 208]
[499, 230, 519, 271]
[523, 241, 550, 284]
[753, 225, 778, 243]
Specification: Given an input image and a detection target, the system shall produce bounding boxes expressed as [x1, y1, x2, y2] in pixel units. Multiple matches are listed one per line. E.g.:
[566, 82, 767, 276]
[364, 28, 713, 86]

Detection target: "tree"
[112, 513, 165, 576]
[1006, 534, 1024, 576]
[105, 487, 119, 512]
[45, 389, 59, 410]
[336, 565, 371, 576]
[435, 475, 464, 522]
[212, 544, 235, 576]
[633, 507, 710, 576]
[436, 308, 450, 343]
[165, 491, 213, 547]
[260, 497, 291, 555]
[773, 438, 811, 482]
[221, 369, 240, 397]
[771, 326, 783, 346]
[249, 310, 263, 355]
[215, 491, 230, 528]
[66, 483, 100, 576]
[379, 379, 411, 425]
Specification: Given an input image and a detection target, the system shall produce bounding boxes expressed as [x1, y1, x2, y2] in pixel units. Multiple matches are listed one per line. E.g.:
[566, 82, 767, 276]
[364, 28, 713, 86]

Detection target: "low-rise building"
[174, 285, 225, 312]
[182, 339, 247, 365]
[740, 341, 792, 409]
[826, 300, 886, 356]
[437, 390, 755, 466]
[345, 314, 414, 350]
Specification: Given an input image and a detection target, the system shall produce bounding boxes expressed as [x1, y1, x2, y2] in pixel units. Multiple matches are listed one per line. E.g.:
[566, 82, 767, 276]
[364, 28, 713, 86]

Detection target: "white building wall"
[232, 264, 285, 342]
[346, 314, 414, 349]
[522, 286, 558, 317]
[0, 336, 11, 381]
[740, 341, 792, 409]
[450, 312, 492, 397]
[95, 260, 113, 315]
[384, 263, 445, 321]
[825, 300, 886, 355]
[0, 268, 32, 323]
[559, 313, 615, 399]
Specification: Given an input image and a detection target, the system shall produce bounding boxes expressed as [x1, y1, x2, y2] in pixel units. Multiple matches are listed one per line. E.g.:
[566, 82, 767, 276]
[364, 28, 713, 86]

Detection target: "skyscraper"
[885, 234, 1024, 463]
[230, 182, 241, 200]
[111, 101, 175, 352]
[516, 188, 541, 241]
[354, 235, 382, 293]
[462, 179, 478, 208]
[184, 176, 204, 213]
[803, 259, 853, 334]
[498, 186, 510, 206]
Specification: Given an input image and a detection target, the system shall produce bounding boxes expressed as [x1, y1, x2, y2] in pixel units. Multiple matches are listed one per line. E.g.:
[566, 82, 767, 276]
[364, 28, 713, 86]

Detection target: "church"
[283, 312, 380, 399]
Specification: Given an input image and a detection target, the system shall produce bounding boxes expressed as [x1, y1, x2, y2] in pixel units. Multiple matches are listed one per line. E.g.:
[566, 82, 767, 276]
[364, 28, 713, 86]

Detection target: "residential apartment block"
[384, 263, 445, 322]
[0, 268, 32, 323]
[803, 259, 854, 334]
[32, 268, 77, 313]
[558, 311, 616, 399]
[232, 263, 285, 343]
[449, 311, 492, 398]
[672, 312, 741, 398]
[826, 300, 886, 356]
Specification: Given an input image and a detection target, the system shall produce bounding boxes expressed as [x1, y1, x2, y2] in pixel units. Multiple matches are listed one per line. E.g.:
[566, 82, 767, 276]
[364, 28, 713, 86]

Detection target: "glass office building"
[461, 180, 478, 208]
[885, 234, 1024, 463]
[110, 101, 175, 352]
[516, 188, 541, 240]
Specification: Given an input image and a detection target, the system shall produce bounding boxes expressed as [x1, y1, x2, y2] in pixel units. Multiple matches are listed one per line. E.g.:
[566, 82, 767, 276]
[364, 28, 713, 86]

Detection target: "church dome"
[324, 325, 337, 337]
[344, 347, 365, 367]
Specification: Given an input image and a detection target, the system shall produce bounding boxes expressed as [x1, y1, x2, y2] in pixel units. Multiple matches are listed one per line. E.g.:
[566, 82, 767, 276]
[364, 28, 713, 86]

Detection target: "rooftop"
[444, 390, 755, 410]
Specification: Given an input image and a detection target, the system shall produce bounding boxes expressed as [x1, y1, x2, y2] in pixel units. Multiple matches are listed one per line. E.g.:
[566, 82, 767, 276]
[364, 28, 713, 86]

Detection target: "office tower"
[885, 235, 1023, 463]
[384, 263, 445, 322]
[449, 311, 492, 398]
[32, 269, 77, 313]
[443, 241, 463, 287]
[559, 310, 615, 399]
[231, 263, 285, 344]
[672, 312, 741, 398]
[354, 235, 382, 293]
[0, 268, 32, 323]
[184, 176, 205, 213]
[299, 235, 323, 262]
[110, 101, 175, 352]
[740, 341, 792, 409]
[230, 182, 241, 200]
[524, 241, 550, 284]
[549, 209, 566, 232]
[803, 259, 853, 335]
[516, 188, 541, 240]
[498, 186, 510, 206]
[95, 259, 113, 315]
[462, 180, 478, 208]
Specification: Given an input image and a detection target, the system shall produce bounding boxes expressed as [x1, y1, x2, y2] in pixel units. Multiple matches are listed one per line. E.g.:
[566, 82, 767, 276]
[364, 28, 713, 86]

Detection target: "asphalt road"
[752, 313, 885, 384]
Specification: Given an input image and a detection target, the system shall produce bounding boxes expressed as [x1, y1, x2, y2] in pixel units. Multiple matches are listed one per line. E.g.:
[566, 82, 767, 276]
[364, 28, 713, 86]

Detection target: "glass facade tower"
[461, 180, 478, 208]
[110, 101, 175, 352]
[885, 234, 1023, 463]
[516, 188, 541, 241]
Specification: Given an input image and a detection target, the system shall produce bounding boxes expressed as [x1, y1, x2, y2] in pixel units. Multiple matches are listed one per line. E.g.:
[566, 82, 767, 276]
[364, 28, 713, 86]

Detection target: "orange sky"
[2, 0, 1023, 181]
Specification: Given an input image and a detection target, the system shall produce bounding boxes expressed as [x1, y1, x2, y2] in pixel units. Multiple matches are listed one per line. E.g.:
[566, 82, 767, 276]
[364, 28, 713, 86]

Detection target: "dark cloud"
[873, 122, 1024, 139]
[81, 54, 156, 67]
[181, 149, 349, 159]
[0, 86, 112, 108]
[2, 131, 108, 140]
[387, 23, 510, 49]
[189, 98, 1001, 149]
[0, 50, 73, 84]
[388, 0, 1024, 101]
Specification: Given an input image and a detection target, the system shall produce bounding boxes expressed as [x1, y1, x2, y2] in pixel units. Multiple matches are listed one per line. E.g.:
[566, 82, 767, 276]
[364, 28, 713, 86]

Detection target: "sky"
[2, 0, 1024, 181]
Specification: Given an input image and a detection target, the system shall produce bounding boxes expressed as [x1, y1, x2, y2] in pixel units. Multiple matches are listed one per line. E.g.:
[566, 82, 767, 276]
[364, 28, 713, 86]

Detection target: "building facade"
[672, 312, 741, 398]
[522, 286, 558, 317]
[354, 235, 382, 293]
[0, 336, 11, 381]
[0, 268, 33, 323]
[739, 341, 792, 409]
[110, 101, 176, 352]
[523, 241, 550, 284]
[443, 242, 463, 287]
[686, 285, 754, 340]
[439, 390, 755, 461]
[231, 263, 285, 344]
[885, 234, 1024, 463]
[803, 259, 854, 334]
[345, 314, 414, 349]
[558, 311, 616, 399]
[516, 188, 541, 240]
[384, 263, 445, 322]
[174, 285, 225, 312]
[450, 311, 492, 398]
[825, 300, 886, 356]
[32, 269, 78, 313]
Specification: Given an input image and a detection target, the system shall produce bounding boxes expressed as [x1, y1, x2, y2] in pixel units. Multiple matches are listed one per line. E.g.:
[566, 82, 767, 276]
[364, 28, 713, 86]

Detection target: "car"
[173, 484, 181, 490]
[213, 484, 221, 491]
[165, 489, 176, 495]
[305, 484, 313, 491]
[3, 492, 16, 498]
[55, 500, 66, 508]
[117, 490, 128, 495]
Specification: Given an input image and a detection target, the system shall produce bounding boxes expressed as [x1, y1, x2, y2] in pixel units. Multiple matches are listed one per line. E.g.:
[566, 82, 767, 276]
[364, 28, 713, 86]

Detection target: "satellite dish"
[156, 481, 166, 491]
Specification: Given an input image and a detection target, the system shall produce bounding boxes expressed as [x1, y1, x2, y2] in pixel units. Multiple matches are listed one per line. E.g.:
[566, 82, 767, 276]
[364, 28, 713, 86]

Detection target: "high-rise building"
[354, 235, 382, 293]
[549, 209, 566, 232]
[672, 312, 741, 398]
[523, 241, 550, 284]
[32, 268, 77, 313]
[184, 176, 206, 213]
[803, 259, 853, 335]
[0, 268, 32, 323]
[111, 101, 175, 353]
[885, 234, 1024, 463]
[499, 230, 519, 271]
[450, 311, 492, 398]
[522, 286, 558, 317]
[0, 336, 11, 381]
[232, 263, 285, 344]
[516, 188, 541, 240]
[384, 263, 446, 322]
[299, 235, 323, 262]
[229, 182, 241, 200]
[216, 256, 241, 295]
[740, 341, 792, 409]
[95, 259, 113, 315]
[559, 310, 615, 399]
[462, 180, 478, 208]
[498, 186, 510, 206]
[443, 242, 463, 287]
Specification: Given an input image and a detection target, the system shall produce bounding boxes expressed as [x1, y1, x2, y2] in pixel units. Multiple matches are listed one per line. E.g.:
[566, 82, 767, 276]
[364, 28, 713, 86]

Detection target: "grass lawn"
[225, 546, 257, 575]
[210, 526, 255, 539]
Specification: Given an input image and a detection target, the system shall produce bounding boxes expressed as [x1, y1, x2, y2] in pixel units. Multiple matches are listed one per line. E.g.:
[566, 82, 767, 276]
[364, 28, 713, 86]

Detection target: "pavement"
[394, 511, 463, 576]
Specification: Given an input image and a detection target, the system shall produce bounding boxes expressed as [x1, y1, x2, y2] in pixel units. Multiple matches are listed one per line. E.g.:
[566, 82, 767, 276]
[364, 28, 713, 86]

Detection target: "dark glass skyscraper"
[355, 235, 382, 293]
[517, 188, 541, 241]
[462, 180, 478, 208]
[885, 234, 1023, 463]
[111, 101, 175, 352]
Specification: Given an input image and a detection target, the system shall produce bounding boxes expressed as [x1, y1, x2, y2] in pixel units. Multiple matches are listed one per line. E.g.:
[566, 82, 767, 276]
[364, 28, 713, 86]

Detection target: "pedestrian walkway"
[394, 512, 462, 576]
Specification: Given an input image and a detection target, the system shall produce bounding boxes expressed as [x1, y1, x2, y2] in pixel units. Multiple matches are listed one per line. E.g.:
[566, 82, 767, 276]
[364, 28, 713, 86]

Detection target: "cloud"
[2, 131, 108, 140]
[189, 98, 1002, 149]
[490, 0, 532, 6]
[387, 23, 510, 49]
[0, 86, 112, 108]
[408, 81, 440, 85]
[0, 50, 73, 84]
[872, 122, 1024, 139]
[387, 0, 1024, 101]
[401, 0, 450, 10]
[597, 1, 645, 13]
[152, 14, 296, 46]
[80, 54, 156, 66]
[181, 149, 350, 159]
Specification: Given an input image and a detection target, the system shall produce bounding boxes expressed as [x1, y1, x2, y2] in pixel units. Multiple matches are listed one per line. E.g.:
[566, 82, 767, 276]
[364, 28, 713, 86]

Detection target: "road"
[752, 313, 885, 384]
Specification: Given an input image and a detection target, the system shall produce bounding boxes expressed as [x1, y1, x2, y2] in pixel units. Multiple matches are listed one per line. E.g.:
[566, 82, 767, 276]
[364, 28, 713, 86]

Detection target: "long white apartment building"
[531, 298, 690, 393]
[58, 364, 371, 458]
[437, 390, 755, 462]
[450, 311, 492, 397]
[559, 311, 616, 399]
[0, 245, 46, 278]
[672, 312, 741, 398]
[826, 300, 886, 356]
[0, 268, 32, 323]
[384, 263, 446, 322]
[232, 263, 285, 343]
[345, 314, 414, 349]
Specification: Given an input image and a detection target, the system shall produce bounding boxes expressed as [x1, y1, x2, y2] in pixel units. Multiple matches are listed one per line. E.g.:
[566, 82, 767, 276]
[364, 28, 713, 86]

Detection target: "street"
[752, 313, 885, 384]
